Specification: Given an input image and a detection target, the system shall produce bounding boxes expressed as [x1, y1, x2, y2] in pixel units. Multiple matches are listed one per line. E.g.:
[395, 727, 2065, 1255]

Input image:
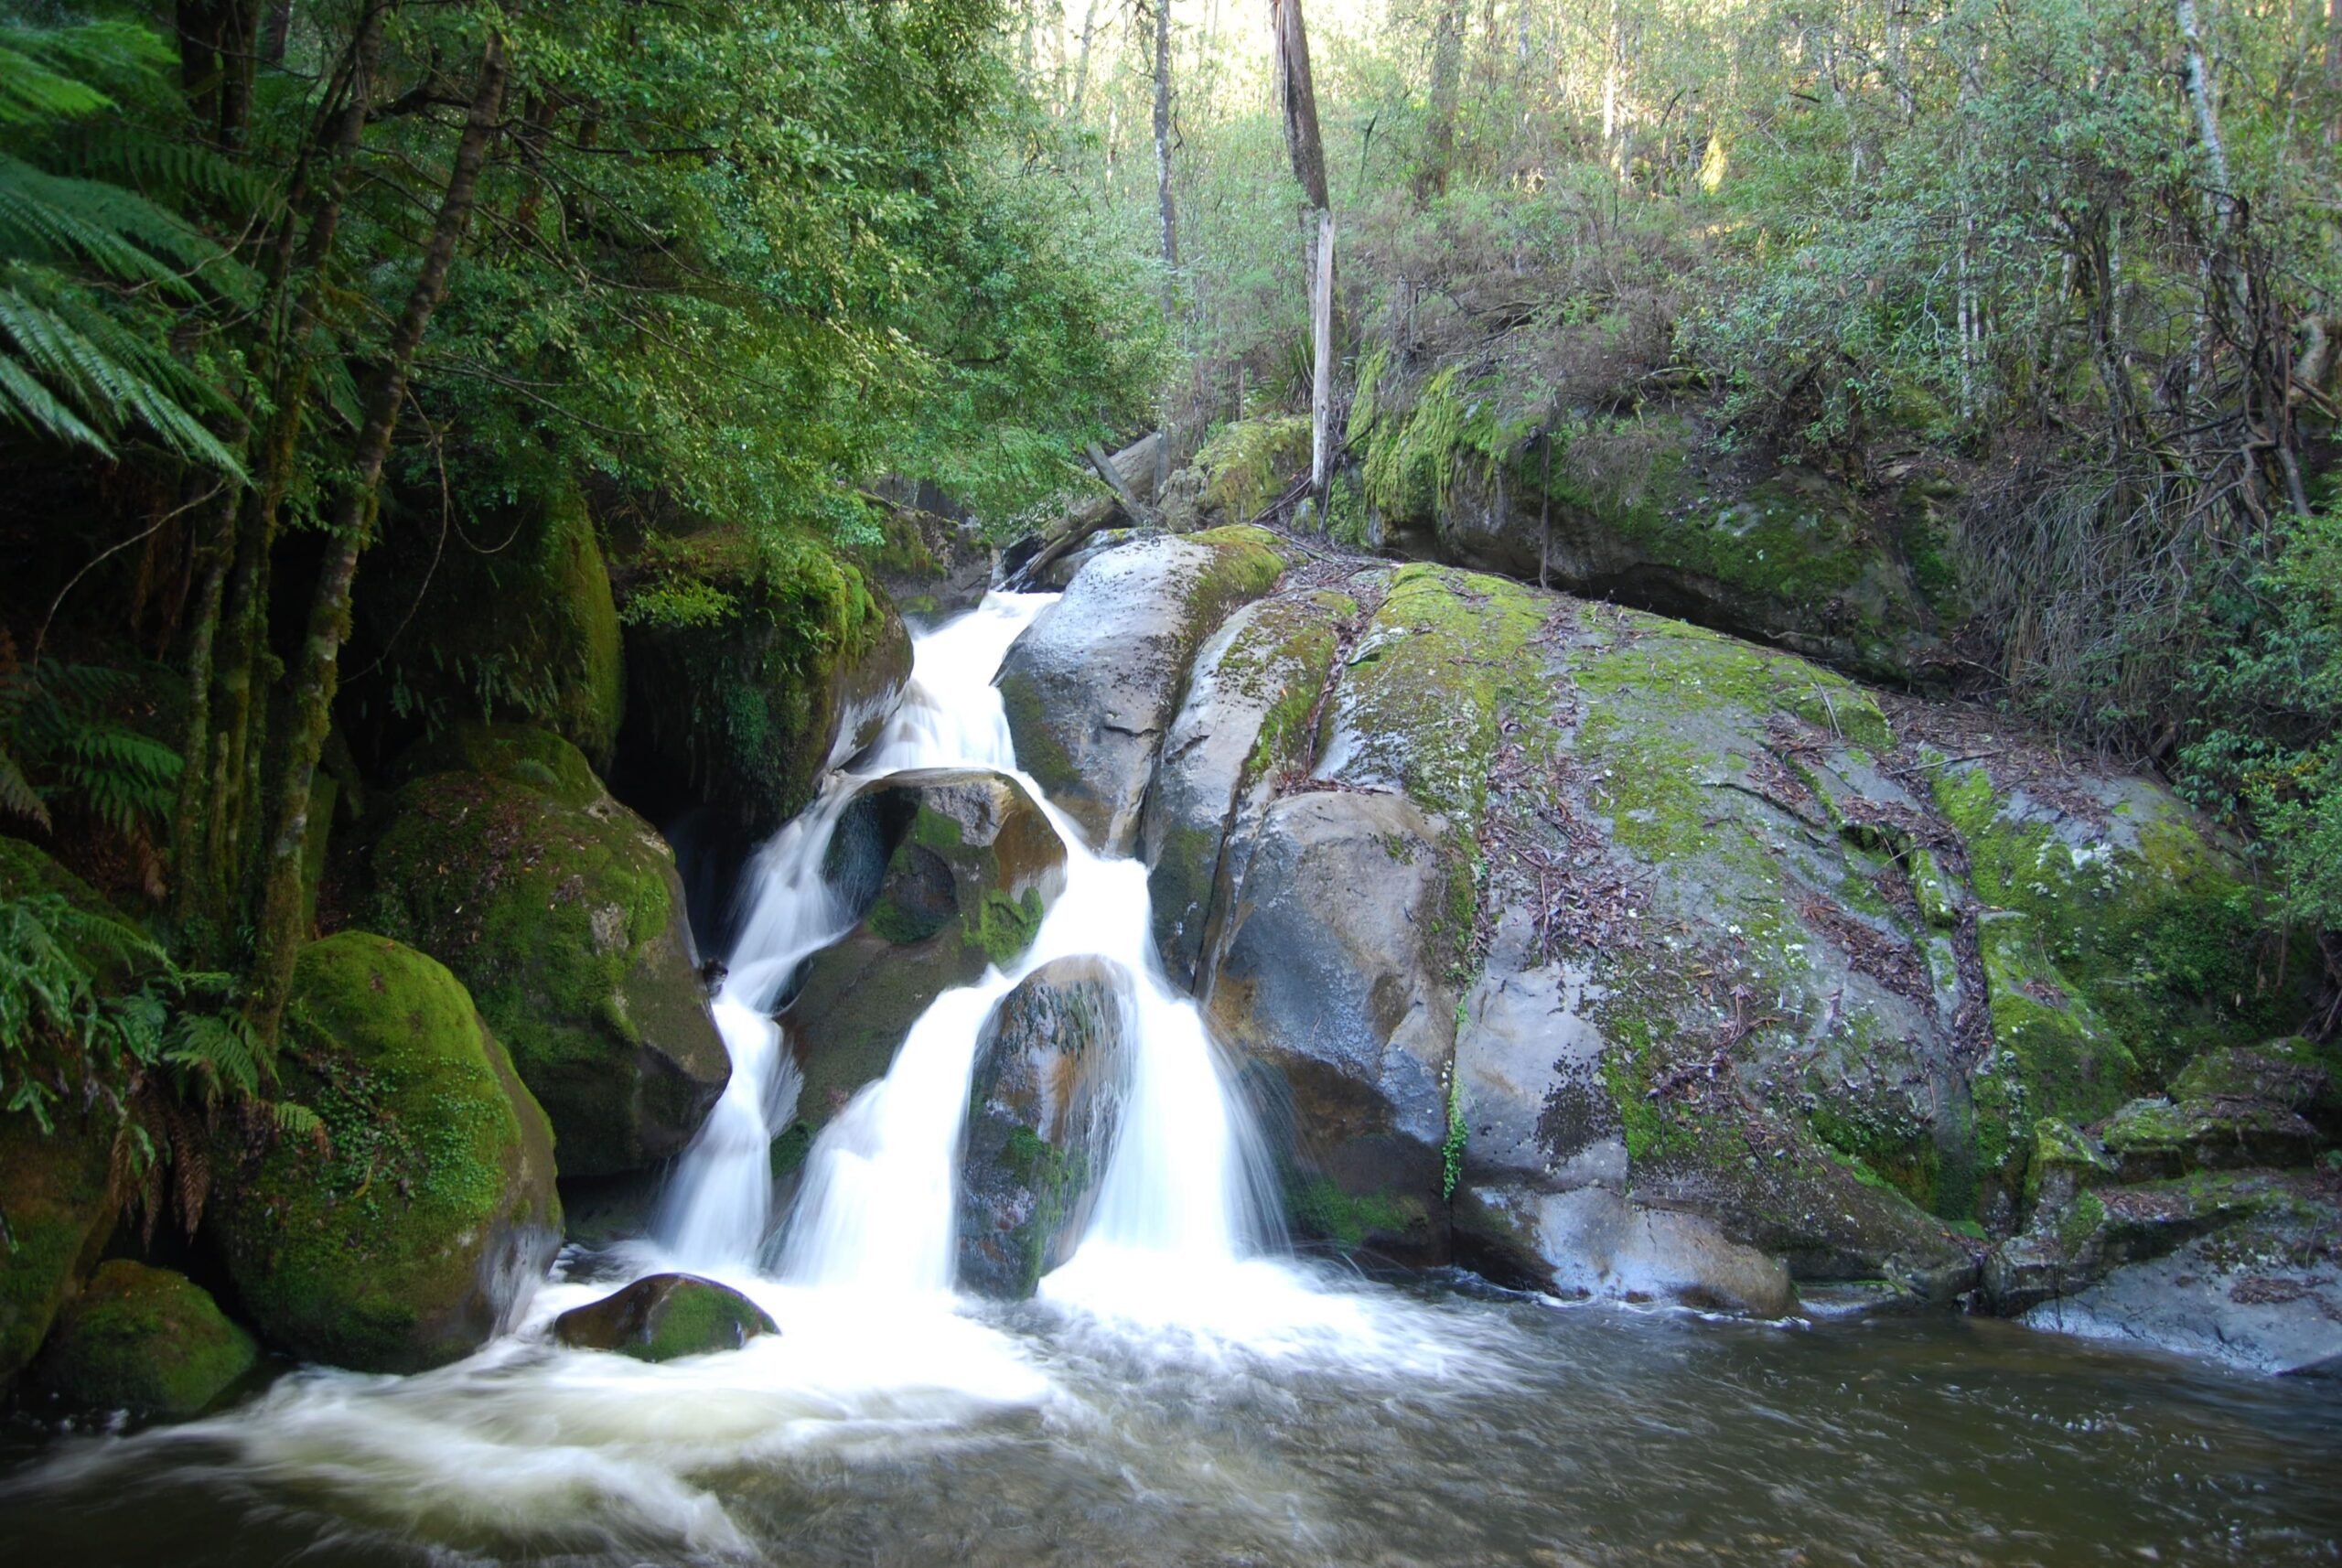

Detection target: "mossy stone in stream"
[30, 1261, 256, 1415]
[365, 725, 730, 1176]
[211, 932, 561, 1372]
[553, 1273, 776, 1362]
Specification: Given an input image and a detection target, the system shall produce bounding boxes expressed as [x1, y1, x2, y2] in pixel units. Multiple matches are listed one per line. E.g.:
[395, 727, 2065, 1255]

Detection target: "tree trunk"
[1420, 0, 1462, 202]
[1602, 0, 1623, 178]
[246, 33, 510, 1040]
[1153, 0, 1180, 292]
[1069, 0, 1101, 120]
[1271, 0, 1334, 491]
[2328, 0, 2340, 146]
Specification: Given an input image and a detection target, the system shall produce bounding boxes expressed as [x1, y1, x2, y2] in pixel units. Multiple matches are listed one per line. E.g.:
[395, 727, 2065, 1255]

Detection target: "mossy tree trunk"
[248, 31, 510, 1042]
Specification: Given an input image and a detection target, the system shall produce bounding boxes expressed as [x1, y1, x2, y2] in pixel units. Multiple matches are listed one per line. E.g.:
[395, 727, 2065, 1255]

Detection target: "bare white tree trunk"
[1311, 208, 1335, 490]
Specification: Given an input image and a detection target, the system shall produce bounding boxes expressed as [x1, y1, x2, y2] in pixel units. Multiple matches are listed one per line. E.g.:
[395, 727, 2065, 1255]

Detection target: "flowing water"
[3, 594, 2339, 1567]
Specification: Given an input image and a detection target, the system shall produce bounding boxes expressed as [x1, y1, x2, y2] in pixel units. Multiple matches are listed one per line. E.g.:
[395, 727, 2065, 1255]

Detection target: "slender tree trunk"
[1069, 0, 1101, 119]
[247, 33, 510, 1039]
[1421, 0, 1463, 202]
[2329, 0, 2340, 145]
[1602, 0, 1622, 178]
[1272, 0, 1334, 492]
[1153, 0, 1180, 288]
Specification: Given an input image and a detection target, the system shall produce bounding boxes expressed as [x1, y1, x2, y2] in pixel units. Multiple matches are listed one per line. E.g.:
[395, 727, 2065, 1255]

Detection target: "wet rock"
[958, 957, 1132, 1297]
[616, 531, 912, 843]
[1463, 1186, 1797, 1316]
[2016, 1169, 2342, 1376]
[212, 932, 561, 1373]
[998, 527, 1286, 852]
[366, 725, 729, 1176]
[2174, 1038, 2339, 1133]
[1142, 587, 1352, 987]
[0, 840, 152, 1392]
[1202, 790, 1465, 1260]
[787, 769, 1069, 1129]
[851, 499, 994, 618]
[30, 1262, 256, 1416]
[1158, 416, 1312, 533]
[553, 1273, 776, 1361]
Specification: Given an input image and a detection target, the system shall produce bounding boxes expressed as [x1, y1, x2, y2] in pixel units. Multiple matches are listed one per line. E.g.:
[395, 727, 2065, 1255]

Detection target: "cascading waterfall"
[657, 586, 1275, 1309]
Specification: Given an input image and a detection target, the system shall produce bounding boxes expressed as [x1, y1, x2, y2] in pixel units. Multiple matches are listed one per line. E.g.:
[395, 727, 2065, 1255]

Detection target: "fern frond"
[0, 741, 48, 828]
[0, 278, 244, 471]
[166, 1008, 263, 1101]
[270, 1099, 326, 1150]
[0, 24, 173, 131]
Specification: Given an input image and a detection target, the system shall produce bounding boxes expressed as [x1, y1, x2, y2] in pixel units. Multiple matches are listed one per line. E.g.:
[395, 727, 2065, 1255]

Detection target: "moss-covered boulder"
[1159, 415, 1313, 533]
[998, 527, 1287, 852]
[1141, 586, 1352, 987]
[958, 957, 1131, 1297]
[1347, 357, 1950, 682]
[211, 932, 561, 1372]
[553, 1273, 775, 1361]
[355, 478, 625, 770]
[29, 1262, 255, 1415]
[0, 839, 148, 1391]
[365, 726, 728, 1177]
[783, 769, 1068, 1132]
[2100, 1094, 2321, 1182]
[618, 531, 914, 843]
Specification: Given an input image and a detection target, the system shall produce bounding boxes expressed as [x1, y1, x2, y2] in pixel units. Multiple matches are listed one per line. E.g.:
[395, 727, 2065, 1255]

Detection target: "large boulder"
[1202, 790, 1466, 1261]
[784, 769, 1069, 1131]
[617, 530, 913, 844]
[1142, 586, 1353, 987]
[958, 957, 1132, 1297]
[850, 498, 994, 619]
[0, 840, 148, 1391]
[1158, 416, 1312, 533]
[211, 932, 561, 1372]
[352, 478, 625, 770]
[553, 1273, 776, 1361]
[998, 527, 1286, 852]
[1151, 564, 2292, 1318]
[1347, 358, 1953, 683]
[29, 1261, 257, 1416]
[365, 726, 728, 1176]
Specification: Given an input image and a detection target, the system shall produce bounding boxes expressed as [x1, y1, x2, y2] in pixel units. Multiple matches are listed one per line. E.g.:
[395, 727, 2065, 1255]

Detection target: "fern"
[4, 659, 186, 839]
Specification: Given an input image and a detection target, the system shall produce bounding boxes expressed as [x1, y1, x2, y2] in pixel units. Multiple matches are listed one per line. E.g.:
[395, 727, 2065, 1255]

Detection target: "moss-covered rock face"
[784, 769, 1068, 1133]
[1159, 416, 1313, 533]
[356, 479, 625, 771]
[618, 531, 914, 843]
[997, 528, 1287, 853]
[211, 932, 561, 1373]
[959, 956, 1131, 1297]
[1144, 563, 2306, 1317]
[365, 726, 729, 1177]
[553, 1273, 776, 1361]
[0, 839, 147, 1391]
[1347, 360, 1950, 682]
[29, 1261, 256, 1416]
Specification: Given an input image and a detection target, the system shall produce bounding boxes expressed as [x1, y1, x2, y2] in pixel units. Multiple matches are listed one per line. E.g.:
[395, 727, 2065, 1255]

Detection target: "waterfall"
[657, 589, 1278, 1305]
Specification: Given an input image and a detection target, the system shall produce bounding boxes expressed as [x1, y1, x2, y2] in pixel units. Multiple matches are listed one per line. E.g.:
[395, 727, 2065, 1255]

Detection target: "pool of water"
[3, 1257, 2337, 1568]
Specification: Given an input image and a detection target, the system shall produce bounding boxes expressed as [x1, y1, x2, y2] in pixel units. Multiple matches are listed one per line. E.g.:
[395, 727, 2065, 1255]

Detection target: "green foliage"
[2181, 506, 2342, 937]
[1, 660, 181, 838]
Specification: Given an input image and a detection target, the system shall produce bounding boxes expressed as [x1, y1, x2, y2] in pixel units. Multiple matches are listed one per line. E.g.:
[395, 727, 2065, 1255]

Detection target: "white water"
[2, 589, 1455, 1562]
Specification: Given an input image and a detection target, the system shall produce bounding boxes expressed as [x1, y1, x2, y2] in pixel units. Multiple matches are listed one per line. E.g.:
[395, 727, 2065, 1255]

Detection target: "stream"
[2, 592, 2337, 1568]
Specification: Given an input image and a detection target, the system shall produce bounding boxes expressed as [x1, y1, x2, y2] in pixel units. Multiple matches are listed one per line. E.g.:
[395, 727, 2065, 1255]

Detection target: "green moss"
[214, 932, 558, 1372]
[631, 1282, 776, 1363]
[1935, 765, 2283, 1079]
[1972, 912, 2139, 1195]
[1187, 417, 1312, 524]
[369, 480, 625, 770]
[1322, 564, 1551, 834]
[768, 1122, 812, 1180]
[367, 730, 715, 1176]
[1286, 1172, 1419, 1251]
[971, 886, 1046, 968]
[31, 1261, 255, 1415]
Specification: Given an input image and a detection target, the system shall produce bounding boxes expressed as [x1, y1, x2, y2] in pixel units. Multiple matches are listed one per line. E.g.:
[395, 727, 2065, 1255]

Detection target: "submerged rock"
[30, 1261, 256, 1416]
[958, 957, 1132, 1297]
[212, 932, 561, 1373]
[998, 526, 1286, 852]
[786, 769, 1069, 1130]
[366, 725, 729, 1176]
[553, 1273, 777, 1361]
